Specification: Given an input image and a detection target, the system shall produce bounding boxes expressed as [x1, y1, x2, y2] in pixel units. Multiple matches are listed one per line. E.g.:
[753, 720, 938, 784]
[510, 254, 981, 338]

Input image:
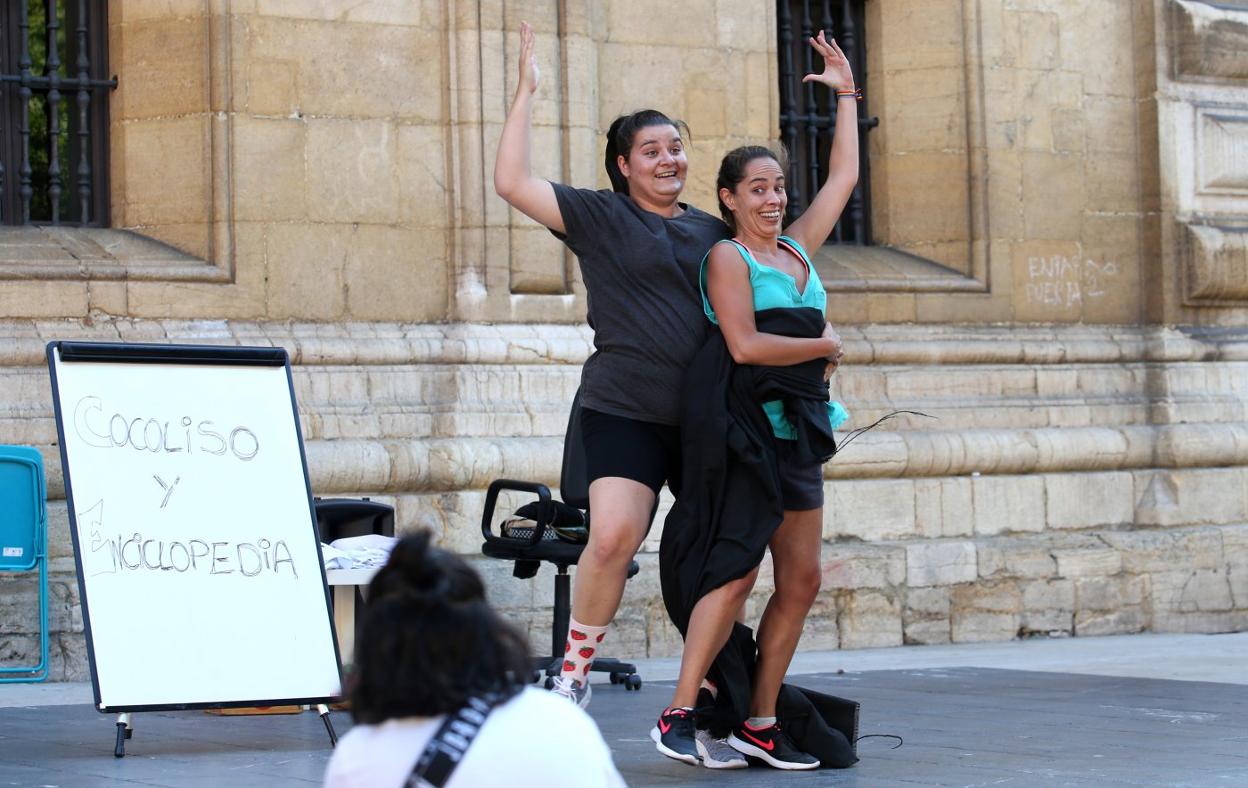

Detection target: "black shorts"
[581, 407, 681, 496]
[776, 438, 825, 511]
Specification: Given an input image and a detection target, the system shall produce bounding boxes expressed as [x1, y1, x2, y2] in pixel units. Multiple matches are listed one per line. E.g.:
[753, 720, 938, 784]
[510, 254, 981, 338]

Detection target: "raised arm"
[493, 22, 564, 233]
[706, 243, 841, 366]
[785, 31, 859, 253]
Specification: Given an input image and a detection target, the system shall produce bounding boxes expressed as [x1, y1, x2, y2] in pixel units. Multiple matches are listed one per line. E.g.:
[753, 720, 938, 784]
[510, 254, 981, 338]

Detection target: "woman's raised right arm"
[493, 21, 565, 233]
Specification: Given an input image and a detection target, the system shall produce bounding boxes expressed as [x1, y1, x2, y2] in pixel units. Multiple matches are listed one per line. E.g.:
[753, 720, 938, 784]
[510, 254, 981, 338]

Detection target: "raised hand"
[801, 30, 854, 92]
[517, 21, 540, 95]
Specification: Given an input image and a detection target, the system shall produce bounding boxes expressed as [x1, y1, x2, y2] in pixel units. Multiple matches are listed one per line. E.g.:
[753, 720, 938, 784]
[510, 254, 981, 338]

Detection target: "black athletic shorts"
[775, 438, 825, 511]
[581, 407, 682, 497]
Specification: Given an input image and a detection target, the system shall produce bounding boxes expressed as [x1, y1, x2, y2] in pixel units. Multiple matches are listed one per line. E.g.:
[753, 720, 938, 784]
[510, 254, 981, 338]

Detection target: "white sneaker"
[549, 675, 592, 709]
[695, 728, 748, 769]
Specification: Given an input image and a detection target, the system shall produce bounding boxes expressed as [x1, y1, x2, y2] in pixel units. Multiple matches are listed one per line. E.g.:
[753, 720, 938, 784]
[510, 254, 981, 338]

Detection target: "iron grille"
[778, 0, 877, 245]
[0, 1, 114, 226]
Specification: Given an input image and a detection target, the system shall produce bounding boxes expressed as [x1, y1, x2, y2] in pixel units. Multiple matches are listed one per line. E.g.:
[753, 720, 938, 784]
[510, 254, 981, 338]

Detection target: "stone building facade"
[2, 0, 1247, 679]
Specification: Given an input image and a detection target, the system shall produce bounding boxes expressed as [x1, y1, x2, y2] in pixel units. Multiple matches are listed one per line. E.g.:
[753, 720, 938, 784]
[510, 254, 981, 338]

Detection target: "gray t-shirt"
[552, 183, 730, 425]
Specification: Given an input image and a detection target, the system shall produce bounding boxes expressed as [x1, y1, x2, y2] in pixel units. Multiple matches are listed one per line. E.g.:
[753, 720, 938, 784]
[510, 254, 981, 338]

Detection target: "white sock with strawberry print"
[560, 618, 608, 685]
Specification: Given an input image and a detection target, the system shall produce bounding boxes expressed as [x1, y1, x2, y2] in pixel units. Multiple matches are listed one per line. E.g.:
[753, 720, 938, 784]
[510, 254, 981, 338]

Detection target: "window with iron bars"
[0, 1, 114, 226]
[778, 0, 877, 245]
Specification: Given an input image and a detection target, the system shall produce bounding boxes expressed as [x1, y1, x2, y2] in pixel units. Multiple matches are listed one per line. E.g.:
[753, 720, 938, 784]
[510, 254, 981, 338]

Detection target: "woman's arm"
[706, 243, 840, 366]
[493, 21, 565, 233]
[785, 31, 859, 253]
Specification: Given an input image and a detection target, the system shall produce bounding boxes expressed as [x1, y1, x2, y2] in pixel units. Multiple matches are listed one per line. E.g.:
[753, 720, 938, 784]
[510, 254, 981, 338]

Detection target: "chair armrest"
[480, 479, 553, 548]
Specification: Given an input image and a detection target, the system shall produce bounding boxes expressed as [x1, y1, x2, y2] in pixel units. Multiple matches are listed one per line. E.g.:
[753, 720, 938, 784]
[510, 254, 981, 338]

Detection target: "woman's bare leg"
[668, 568, 758, 708]
[570, 477, 656, 625]
[750, 507, 823, 717]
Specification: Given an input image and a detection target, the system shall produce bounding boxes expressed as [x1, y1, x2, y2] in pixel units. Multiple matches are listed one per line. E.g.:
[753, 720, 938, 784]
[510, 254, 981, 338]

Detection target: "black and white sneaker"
[728, 720, 820, 770]
[651, 707, 699, 765]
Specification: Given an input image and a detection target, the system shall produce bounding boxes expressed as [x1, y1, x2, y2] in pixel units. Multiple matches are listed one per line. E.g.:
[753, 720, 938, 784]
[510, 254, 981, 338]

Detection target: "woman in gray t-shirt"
[494, 21, 729, 708]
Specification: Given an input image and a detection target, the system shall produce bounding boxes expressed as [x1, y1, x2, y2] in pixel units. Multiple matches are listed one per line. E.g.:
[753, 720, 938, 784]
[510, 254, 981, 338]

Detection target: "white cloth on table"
[321, 534, 397, 570]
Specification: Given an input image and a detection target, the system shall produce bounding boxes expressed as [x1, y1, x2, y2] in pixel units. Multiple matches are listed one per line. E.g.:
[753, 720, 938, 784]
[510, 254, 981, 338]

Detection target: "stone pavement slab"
[3, 665, 1248, 786]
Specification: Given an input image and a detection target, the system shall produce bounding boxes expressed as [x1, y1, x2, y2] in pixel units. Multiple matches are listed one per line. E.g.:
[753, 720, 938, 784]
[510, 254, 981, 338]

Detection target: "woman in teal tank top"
[654, 29, 860, 770]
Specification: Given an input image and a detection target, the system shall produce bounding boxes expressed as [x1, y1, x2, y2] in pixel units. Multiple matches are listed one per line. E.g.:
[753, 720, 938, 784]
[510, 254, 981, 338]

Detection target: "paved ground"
[2, 632, 1246, 786]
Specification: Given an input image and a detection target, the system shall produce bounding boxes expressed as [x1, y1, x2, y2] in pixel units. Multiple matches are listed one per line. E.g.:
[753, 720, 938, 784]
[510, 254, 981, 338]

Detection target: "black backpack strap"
[404, 694, 505, 788]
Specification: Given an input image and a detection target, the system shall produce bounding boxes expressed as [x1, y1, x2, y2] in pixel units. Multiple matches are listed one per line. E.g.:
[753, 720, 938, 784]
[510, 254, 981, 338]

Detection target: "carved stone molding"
[1170, 0, 1248, 81]
[1184, 223, 1248, 302]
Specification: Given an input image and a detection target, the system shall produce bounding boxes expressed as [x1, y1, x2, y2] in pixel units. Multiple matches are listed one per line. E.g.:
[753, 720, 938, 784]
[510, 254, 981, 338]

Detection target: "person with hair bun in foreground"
[323, 532, 624, 787]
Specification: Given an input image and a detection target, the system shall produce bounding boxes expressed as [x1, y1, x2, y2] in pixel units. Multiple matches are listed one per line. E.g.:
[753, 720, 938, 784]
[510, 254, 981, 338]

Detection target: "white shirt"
[323, 687, 626, 788]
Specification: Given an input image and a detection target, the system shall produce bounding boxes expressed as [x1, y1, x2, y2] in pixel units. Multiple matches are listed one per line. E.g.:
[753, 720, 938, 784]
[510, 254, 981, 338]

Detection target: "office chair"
[481, 391, 642, 690]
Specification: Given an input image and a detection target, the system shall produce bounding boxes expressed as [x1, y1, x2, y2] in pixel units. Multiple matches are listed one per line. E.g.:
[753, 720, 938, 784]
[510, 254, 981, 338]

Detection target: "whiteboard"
[48, 342, 342, 711]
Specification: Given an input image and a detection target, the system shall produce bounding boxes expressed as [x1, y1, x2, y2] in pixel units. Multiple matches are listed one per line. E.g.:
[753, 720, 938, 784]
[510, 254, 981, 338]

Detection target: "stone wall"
[1, 1, 1247, 679]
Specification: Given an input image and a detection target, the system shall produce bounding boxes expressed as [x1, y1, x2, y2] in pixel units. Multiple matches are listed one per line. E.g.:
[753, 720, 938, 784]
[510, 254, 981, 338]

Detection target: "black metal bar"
[840, 0, 867, 243]
[75, 0, 88, 224]
[18, 0, 32, 224]
[800, 1, 817, 220]
[821, 0, 838, 244]
[778, 0, 800, 224]
[46, 0, 62, 223]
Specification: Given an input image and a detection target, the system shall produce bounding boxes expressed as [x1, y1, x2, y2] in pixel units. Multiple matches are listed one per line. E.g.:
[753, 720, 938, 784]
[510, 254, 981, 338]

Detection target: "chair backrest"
[313, 497, 395, 543]
[559, 389, 590, 510]
[0, 446, 45, 572]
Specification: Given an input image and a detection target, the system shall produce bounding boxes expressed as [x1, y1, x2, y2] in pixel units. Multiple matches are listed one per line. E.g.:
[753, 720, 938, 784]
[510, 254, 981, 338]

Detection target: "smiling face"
[720, 155, 786, 239]
[616, 124, 687, 213]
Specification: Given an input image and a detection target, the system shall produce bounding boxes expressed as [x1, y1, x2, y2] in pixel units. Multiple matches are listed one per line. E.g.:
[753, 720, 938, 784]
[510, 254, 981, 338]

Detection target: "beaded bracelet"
[836, 87, 863, 101]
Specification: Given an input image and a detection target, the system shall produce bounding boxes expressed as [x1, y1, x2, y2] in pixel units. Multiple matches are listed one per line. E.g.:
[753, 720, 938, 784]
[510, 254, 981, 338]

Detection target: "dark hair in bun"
[348, 531, 531, 723]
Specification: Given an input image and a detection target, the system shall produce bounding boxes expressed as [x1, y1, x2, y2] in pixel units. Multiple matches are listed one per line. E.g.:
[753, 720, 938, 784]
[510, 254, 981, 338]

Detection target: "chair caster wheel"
[609, 671, 623, 685]
[543, 676, 555, 690]
[530, 670, 542, 684]
[626, 674, 642, 690]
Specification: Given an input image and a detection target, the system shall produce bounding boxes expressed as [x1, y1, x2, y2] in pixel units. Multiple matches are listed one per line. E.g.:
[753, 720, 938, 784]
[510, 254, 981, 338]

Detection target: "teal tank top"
[700, 236, 849, 439]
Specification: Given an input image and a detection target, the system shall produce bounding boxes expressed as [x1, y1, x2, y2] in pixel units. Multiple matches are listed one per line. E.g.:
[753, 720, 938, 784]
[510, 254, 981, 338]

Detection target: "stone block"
[306, 118, 401, 225]
[915, 477, 974, 538]
[1058, 0, 1133, 96]
[1075, 607, 1148, 637]
[1100, 527, 1225, 573]
[1020, 579, 1074, 634]
[1169, 0, 1248, 80]
[951, 582, 1021, 643]
[977, 539, 1058, 580]
[345, 227, 449, 322]
[1044, 472, 1134, 530]
[264, 223, 348, 320]
[243, 58, 298, 116]
[972, 475, 1045, 535]
[1021, 153, 1085, 241]
[398, 124, 452, 230]
[1152, 569, 1235, 615]
[837, 590, 902, 650]
[906, 541, 977, 587]
[1053, 547, 1123, 578]
[1183, 224, 1248, 303]
[903, 586, 951, 645]
[876, 66, 966, 154]
[800, 595, 841, 652]
[606, 0, 718, 47]
[821, 543, 906, 590]
[872, 152, 969, 245]
[113, 16, 210, 120]
[244, 17, 444, 122]
[825, 479, 916, 541]
[119, 116, 212, 227]
[232, 116, 308, 222]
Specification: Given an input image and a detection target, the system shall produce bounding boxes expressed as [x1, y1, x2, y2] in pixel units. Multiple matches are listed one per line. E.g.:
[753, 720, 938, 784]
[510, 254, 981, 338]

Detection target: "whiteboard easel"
[47, 341, 343, 755]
